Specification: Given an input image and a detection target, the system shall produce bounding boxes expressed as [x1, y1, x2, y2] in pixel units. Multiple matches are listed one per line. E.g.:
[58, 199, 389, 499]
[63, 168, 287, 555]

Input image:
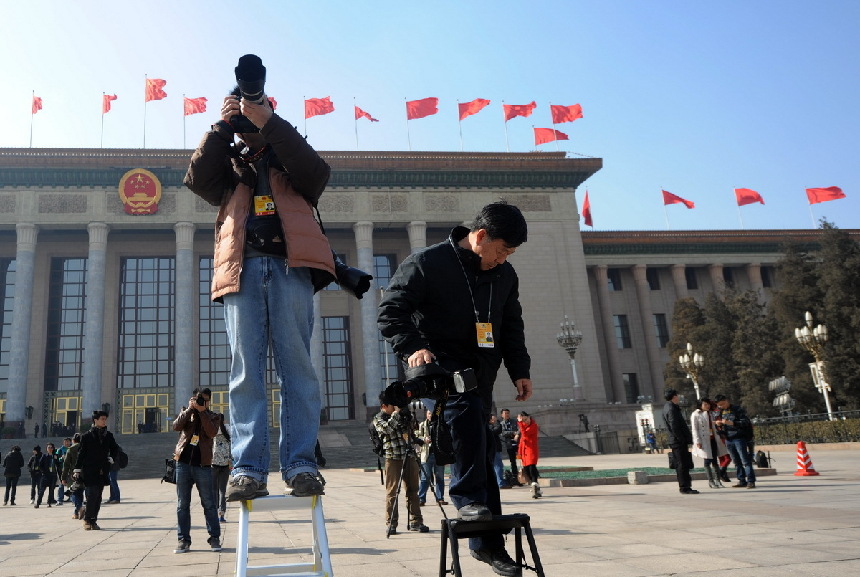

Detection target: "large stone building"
[0, 148, 849, 443]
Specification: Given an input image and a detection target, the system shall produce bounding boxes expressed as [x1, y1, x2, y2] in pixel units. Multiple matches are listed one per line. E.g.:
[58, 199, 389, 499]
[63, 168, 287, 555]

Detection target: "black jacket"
[378, 226, 530, 410]
[720, 403, 753, 441]
[663, 401, 693, 448]
[74, 426, 119, 486]
[3, 449, 24, 478]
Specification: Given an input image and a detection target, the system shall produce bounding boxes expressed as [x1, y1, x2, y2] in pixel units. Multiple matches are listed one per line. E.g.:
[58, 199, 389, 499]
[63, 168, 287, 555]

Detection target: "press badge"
[253, 195, 276, 216]
[476, 322, 495, 348]
[190, 434, 200, 446]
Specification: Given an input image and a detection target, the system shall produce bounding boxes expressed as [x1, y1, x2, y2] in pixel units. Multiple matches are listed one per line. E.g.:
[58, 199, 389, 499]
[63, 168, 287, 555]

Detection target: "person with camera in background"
[61, 433, 84, 519]
[172, 387, 222, 553]
[73, 410, 119, 530]
[184, 55, 334, 503]
[378, 201, 531, 577]
[373, 392, 429, 534]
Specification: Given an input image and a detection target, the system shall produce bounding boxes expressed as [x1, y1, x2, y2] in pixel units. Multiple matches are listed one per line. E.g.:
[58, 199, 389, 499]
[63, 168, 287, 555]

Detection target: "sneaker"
[226, 476, 269, 502]
[208, 536, 222, 552]
[30, 499, 34, 504]
[731, 483, 748, 488]
[680, 488, 700, 494]
[91, 522, 101, 530]
[436, 499, 448, 505]
[470, 548, 520, 577]
[219, 515, 226, 523]
[387, 526, 397, 536]
[83, 521, 93, 531]
[286, 472, 325, 497]
[458, 502, 492, 522]
[408, 522, 430, 533]
[419, 500, 426, 506]
[747, 483, 757, 489]
[174, 541, 190, 554]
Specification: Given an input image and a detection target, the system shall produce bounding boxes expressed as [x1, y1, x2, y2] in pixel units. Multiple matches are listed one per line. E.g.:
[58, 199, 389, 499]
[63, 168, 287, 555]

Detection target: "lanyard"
[449, 238, 492, 323]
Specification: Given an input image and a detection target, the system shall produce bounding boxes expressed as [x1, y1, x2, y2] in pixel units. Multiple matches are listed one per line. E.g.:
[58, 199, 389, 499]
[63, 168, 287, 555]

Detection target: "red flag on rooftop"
[551, 104, 583, 124]
[459, 98, 491, 120]
[503, 101, 536, 121]
[102, 94, 118, 114]
[145, 78, 167, 102]
[183, 97, 207, 116]
[305, 97, 335, 119]
[406, 97, 439, 120]
[534, 127, 569, 146]
[355, 106, 379, 122]
[32, 95, 43, 115]
[662, 189, 695, 209]
[734, 188, 765, 206]
[806, 186, 845, 205]
[582, 189, 593, 227]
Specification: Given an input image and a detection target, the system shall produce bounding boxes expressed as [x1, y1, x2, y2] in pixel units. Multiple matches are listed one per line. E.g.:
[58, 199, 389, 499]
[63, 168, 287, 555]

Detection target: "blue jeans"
[726, 438, 756, 485]
[176, 462, 220, 543]
[445, 391, 502, 552]
[492, 451, 506, 487]
[223, 259, 320, 483]
[418, 453, 445, 502]
[108, 469, 120, 502]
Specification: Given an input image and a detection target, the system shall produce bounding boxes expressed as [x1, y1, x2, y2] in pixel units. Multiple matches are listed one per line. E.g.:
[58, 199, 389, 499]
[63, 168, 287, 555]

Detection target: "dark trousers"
[30, 473, 42, 501]
[670, 446, 692, 491]
[37, 473, 57, 505]
[4, 476, 19, 504]
[505, 446, 519, 478]
[445, 391, 503, 552]
[84, 483, 105, 522]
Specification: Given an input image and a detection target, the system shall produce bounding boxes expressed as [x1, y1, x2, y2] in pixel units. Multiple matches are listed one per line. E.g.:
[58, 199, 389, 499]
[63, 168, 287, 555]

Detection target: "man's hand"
[220, 96, 240, 124]
[514, 378, 533, 401]
[241, 98, 273, 129]
[407, 349, 435, 367]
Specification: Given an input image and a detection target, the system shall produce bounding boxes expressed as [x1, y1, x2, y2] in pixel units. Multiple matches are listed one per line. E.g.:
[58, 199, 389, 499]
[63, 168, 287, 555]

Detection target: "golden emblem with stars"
[118, 168, 162, 215]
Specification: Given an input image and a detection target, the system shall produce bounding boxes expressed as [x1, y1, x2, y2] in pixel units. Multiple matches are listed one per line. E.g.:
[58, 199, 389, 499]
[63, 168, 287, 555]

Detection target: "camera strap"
[449, 239, 494, 348]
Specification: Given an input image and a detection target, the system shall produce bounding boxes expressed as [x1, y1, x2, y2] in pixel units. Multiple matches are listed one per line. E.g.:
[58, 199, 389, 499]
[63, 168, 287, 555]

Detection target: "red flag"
[458, 98, 491, 120]
[268, 96, 278, 111]
[534, 127, 569, 146]
[183, 97, 207, 116]
[582, 189, 593, 227]
[102, 94, 118, 114]
[355, 106, 379, 122]
[406, 97, 439, 120]
[734, 188, 765, 206]
[806, 186, 846, 205]
[145, 78, 167, 102]
[305, 97, 335, 119]
[662, 189, 695, 209]
[503, 101, 536, 121]
[551, 104, 583, 124]
[31, 95, 43, 115]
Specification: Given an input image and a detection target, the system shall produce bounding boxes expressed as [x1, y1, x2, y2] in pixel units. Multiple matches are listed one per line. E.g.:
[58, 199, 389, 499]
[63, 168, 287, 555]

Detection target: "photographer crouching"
[378, 202, 532, 577]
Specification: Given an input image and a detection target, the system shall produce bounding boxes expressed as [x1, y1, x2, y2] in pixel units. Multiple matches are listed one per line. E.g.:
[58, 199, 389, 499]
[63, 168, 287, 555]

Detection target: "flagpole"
[100, 92, 105, 148]
[549, 101, 560, 152]
[734, 188, 745, 229]
[143, 75, 148, 148]
[663, 189, 670, 230]
[353, 97, 359, 150]
[809, 204, 817, 228]
[303, 95, 307, 138]
[29, 90, 35, 148]
[405, 98, 412, 152]
[457, 100, 464, 152]
[502, 100, 510, 152]
[182, 94, 187, 149]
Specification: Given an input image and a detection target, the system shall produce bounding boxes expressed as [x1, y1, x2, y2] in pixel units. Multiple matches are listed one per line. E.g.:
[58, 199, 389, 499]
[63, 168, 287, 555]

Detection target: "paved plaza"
[1, 445, 859, 577]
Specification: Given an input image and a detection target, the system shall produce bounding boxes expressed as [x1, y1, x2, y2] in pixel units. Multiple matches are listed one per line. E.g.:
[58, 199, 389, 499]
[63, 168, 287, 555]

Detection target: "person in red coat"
[516, 412, 541, 498]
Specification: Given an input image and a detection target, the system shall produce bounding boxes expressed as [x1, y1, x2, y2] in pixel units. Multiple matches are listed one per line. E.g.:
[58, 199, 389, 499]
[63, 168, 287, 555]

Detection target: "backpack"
[369, 421, 384, 457]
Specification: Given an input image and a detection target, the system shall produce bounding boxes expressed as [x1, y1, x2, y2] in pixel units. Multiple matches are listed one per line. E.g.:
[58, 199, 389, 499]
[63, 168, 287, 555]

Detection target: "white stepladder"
[235, 494, 333, 577]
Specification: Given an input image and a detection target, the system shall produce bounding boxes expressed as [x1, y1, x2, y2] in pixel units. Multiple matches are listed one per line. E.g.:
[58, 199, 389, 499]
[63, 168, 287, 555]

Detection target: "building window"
[622, 373, 640, 404]
[653, 313, 670, 348]
[761, 266, 774, 288]
[613, 315, 632, 349]
[198, 257, 230, 389]
[321, 316, 354, 421]
[375, 254, 402, 389]
[116, 257, 175, 389]
[646, 267, 661, 290]
[685, 267, 698, 290]
[0, 258, 15, 387]
[722, 267, 735, 287]
[44, 258, 87, 392]
[607, 268, 623, 291]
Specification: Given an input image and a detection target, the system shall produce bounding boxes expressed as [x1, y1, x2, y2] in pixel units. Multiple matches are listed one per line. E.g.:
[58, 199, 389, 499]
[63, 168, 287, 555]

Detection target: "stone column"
[354, 222, 382, 410]
[671, 264, 689, 300]
[747, 263, 764, 293]
[81, 223, 109, 418]
[174, 222, 196, 414]
[593, 265, 625, 403]
[407, 221, 427, 253]
[5, 224, 38, 427]
[633, 265, 664, 399]
[708, 263, 725, 293]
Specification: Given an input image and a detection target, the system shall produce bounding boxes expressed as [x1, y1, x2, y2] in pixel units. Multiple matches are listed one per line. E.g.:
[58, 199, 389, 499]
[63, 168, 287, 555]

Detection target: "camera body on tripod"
[383, 362, 477, 408]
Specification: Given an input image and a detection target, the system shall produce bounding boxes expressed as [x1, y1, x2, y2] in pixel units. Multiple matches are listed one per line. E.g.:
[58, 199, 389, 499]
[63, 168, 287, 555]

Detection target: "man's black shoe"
[470, 548, 521, 577]
[458, 502, 491, 522]
[680, 488, 700, 494]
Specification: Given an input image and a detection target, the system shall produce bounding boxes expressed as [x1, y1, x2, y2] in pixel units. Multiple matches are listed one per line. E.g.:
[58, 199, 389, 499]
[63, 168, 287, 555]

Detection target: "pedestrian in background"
[3, 445, 24, 505]
[212, 417, 232, 523]
[516, 412, 541, 498]
[27, 445, 42, 505]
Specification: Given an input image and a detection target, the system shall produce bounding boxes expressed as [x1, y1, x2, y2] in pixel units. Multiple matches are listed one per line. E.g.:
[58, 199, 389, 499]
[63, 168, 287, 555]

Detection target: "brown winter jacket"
[184, 113, 335, 301]
[172, 407, 221, 466]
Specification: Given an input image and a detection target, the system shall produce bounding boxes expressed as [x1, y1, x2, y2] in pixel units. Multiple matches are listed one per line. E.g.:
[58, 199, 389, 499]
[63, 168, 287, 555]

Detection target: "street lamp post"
[557, 315, 584, 401]
[678, 342, 704, 401]
[794, 311, 834, 421]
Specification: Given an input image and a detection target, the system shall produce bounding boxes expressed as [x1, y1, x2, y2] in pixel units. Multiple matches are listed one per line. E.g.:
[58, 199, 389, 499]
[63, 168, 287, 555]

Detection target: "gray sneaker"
[174, 541, 190, 554]
[208, 536, 222, 552]
[286, 472, 326, 497]
[225, 476, 269, 502]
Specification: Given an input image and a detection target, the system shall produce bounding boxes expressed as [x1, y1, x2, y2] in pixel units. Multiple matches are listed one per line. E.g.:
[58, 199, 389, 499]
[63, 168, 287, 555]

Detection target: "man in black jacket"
[715, 394, 757, 489]
[378, 202, 531, 577]
[73, 410, 119, 530]
[663, 389, 699, 495]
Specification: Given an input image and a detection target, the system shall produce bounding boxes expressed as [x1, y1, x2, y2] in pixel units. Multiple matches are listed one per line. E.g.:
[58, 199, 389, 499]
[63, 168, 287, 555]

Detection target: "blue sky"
[2, 0, 857, 231]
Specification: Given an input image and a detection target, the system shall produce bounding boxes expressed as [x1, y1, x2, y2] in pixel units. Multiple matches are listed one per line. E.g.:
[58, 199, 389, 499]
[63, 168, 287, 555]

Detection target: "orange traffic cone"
[794, 441, 819, 476]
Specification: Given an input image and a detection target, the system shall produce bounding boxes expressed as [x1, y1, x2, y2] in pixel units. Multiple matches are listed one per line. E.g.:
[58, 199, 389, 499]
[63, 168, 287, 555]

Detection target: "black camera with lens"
[229, 54, 267, 133]
[383, 362, 477, 408]
[196, 395, 207, 406]
[332, 252, 373, 299]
